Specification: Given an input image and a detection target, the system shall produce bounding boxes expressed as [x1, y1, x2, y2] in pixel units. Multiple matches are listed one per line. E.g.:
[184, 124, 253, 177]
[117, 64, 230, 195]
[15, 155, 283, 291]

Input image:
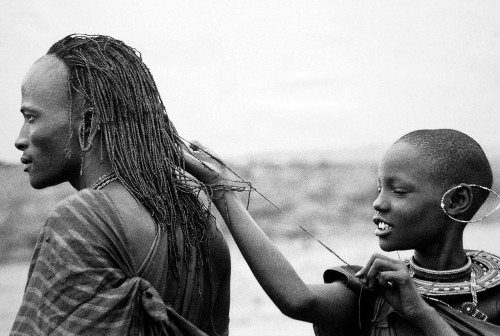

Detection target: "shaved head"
[395, 129, 493, 218]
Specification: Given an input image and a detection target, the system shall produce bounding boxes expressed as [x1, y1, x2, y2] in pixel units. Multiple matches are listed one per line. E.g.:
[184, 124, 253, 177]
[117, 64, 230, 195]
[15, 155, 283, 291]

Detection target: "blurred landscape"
[1, 155, 500, 335]
[0, 155, 381, 264]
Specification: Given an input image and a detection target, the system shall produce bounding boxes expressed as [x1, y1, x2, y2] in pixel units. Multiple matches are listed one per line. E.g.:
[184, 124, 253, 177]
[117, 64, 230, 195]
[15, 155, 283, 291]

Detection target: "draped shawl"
[10, 189, 228, 336]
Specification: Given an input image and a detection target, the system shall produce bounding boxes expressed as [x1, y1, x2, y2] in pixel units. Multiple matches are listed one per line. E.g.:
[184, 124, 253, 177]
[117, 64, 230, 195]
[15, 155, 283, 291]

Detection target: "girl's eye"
[393, 189, 407, 195]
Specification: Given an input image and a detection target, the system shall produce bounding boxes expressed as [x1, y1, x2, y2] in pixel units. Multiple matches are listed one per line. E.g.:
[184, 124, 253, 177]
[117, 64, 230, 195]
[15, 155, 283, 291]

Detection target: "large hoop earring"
[440, 184, 500, 223]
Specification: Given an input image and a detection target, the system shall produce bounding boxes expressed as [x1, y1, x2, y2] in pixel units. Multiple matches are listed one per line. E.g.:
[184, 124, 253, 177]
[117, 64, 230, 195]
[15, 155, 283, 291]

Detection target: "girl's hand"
[355, 253, 431, 321]
[183, 140, 229, 186]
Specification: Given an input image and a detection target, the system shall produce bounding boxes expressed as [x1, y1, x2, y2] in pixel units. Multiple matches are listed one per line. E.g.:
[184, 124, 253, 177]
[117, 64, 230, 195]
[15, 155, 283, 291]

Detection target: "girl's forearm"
[212, 191, 315, 320]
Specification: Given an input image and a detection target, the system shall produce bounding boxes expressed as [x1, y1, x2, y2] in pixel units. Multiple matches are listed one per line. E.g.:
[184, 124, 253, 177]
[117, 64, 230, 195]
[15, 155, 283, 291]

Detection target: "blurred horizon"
[5, 142, 500, 166]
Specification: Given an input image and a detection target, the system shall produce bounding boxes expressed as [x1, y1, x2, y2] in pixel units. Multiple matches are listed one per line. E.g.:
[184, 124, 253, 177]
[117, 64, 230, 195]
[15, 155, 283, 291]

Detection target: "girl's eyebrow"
[381, 176, 413, 189]
[380, 175, 398, 185]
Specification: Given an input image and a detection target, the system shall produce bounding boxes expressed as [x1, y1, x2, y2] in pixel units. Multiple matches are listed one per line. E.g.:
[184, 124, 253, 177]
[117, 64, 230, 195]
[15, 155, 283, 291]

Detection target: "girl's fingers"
[356, 253, 408, 288]
[355, 252, 387, 278]
[183, 141, 228, 185]
[365, 258, 400, 279]
[376, 270, 408, 287]
[189, 140, 221, 161]
[189, 140, 201, 149]
[183, 149, 207, 177]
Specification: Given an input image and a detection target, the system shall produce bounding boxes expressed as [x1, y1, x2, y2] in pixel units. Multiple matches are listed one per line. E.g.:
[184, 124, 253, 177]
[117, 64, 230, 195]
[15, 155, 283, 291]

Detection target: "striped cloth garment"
[10, 189, 213, 336]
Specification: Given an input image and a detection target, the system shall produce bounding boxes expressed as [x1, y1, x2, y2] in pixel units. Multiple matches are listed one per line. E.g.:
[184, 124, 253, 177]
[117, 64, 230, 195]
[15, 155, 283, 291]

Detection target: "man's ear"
[443, 184, 473, 218]
[79, 107, 99, 152]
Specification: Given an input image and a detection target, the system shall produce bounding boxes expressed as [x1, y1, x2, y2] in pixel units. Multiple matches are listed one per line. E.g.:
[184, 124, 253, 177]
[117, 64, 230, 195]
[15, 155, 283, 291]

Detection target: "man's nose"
[15, 124, 28, 151]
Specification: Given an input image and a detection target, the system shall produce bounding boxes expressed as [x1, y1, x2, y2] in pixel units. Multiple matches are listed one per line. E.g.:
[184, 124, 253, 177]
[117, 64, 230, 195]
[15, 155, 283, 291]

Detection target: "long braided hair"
[48, 34, 212, 286]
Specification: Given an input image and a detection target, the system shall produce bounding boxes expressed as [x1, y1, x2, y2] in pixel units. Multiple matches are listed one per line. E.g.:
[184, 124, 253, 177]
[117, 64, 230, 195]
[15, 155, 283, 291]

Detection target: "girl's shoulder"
[323, 265, 363, 290]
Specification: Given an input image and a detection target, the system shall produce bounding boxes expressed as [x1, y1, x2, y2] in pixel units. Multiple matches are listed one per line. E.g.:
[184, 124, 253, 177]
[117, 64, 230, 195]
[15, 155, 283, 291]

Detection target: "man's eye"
[24, 114, 35, 123]
[393, 189, 407, 195]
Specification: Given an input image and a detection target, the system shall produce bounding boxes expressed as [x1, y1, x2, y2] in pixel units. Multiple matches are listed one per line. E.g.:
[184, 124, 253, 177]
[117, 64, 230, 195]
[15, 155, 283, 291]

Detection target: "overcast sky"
[1, 1, 500, 163]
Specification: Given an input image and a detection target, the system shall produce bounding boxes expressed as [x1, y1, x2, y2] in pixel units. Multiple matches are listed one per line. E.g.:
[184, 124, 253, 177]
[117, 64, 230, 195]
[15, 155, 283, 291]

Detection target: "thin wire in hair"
[177, 135, 360, 272]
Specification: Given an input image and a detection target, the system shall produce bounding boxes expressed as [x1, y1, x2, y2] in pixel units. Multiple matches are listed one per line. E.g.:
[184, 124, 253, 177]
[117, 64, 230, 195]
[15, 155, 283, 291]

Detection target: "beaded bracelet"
[207, 184, 251, 199]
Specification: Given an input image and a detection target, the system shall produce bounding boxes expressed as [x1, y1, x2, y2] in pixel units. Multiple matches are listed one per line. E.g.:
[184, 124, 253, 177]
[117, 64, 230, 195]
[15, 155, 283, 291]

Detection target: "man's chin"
[30, 180, 50, 189]
[29, 176, 59, 190]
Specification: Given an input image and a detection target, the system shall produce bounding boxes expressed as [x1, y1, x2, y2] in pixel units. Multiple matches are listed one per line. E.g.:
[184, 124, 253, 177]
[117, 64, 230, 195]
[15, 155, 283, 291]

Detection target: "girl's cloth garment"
[11, 189, 228, 336]
[314, 265, 500, 336]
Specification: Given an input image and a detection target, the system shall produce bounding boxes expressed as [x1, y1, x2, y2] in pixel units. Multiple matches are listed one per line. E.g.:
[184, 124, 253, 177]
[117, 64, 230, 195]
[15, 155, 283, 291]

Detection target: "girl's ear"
[79, 107, 99, 152]
[443, 184, 473, 218]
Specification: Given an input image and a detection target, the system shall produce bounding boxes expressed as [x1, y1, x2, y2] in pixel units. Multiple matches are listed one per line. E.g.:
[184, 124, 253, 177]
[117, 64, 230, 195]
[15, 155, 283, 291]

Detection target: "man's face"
[15, 55, 82, 189]
[372, 142, 449, 252]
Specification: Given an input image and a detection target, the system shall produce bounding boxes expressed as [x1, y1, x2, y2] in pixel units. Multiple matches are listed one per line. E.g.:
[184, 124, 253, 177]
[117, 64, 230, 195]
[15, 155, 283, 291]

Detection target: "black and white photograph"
[1, 1, 500, 335]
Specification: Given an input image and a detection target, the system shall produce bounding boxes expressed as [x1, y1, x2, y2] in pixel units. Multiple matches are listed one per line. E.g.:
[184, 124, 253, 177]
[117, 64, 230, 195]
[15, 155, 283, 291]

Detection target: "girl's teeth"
[378, 222, 391, 230]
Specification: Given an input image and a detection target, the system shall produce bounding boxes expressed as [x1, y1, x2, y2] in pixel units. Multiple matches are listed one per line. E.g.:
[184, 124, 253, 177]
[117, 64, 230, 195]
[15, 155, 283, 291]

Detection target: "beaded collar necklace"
[408, 256, 472, 281]
[90, 172, 118, 190]
[407, 250, 500, 296]
[407, 250, 500, 321]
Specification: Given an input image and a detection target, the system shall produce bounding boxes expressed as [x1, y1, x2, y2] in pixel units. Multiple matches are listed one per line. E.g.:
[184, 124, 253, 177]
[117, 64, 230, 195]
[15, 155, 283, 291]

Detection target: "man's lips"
[20, 156, 31, 165]
[20, 156, 32, 172]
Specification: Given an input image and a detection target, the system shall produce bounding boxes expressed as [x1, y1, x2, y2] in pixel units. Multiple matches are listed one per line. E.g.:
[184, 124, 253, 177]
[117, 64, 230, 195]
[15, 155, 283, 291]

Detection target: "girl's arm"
[214, 190, 358, 323]
[184, 143, 358, 327]
[185, 142, 462, 335]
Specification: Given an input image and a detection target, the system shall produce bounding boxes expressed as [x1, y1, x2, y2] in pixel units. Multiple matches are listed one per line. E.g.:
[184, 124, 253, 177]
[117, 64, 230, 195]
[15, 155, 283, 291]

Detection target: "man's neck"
[71, 149, 114, 191]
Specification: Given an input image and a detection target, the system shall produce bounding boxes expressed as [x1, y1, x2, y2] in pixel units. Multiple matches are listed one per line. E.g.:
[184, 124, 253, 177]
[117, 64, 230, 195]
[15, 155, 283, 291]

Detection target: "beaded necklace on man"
[90, 172, 118, 190]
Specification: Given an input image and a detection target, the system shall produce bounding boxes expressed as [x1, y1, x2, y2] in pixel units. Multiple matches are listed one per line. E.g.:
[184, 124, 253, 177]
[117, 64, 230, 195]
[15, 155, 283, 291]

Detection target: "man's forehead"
[22, 55, 68, 88]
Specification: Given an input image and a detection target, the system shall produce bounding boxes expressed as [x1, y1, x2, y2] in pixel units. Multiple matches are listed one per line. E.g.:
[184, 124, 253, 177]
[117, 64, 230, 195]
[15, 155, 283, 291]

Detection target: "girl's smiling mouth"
[374, 220, 394, 236]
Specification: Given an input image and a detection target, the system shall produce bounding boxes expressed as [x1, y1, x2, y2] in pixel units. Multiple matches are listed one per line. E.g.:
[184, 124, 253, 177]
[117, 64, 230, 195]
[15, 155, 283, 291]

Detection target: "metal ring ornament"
[440, 184, 500, 223]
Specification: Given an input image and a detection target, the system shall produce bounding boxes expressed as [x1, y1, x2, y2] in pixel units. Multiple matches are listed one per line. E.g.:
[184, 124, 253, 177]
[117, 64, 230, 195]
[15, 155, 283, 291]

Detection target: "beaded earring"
[440, 184, 500, 223]
[80, 107, 98, 152]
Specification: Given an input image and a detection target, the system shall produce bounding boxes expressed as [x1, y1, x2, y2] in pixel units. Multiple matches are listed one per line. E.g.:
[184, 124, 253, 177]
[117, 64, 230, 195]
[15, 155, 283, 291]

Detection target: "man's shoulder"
[45, 188, 120, 234]
[50, 188, 114, 216]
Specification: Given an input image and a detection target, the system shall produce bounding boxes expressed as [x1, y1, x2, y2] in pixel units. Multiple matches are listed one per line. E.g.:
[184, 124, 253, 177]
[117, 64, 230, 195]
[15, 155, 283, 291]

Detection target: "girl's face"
[372, 142, 450, 252]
